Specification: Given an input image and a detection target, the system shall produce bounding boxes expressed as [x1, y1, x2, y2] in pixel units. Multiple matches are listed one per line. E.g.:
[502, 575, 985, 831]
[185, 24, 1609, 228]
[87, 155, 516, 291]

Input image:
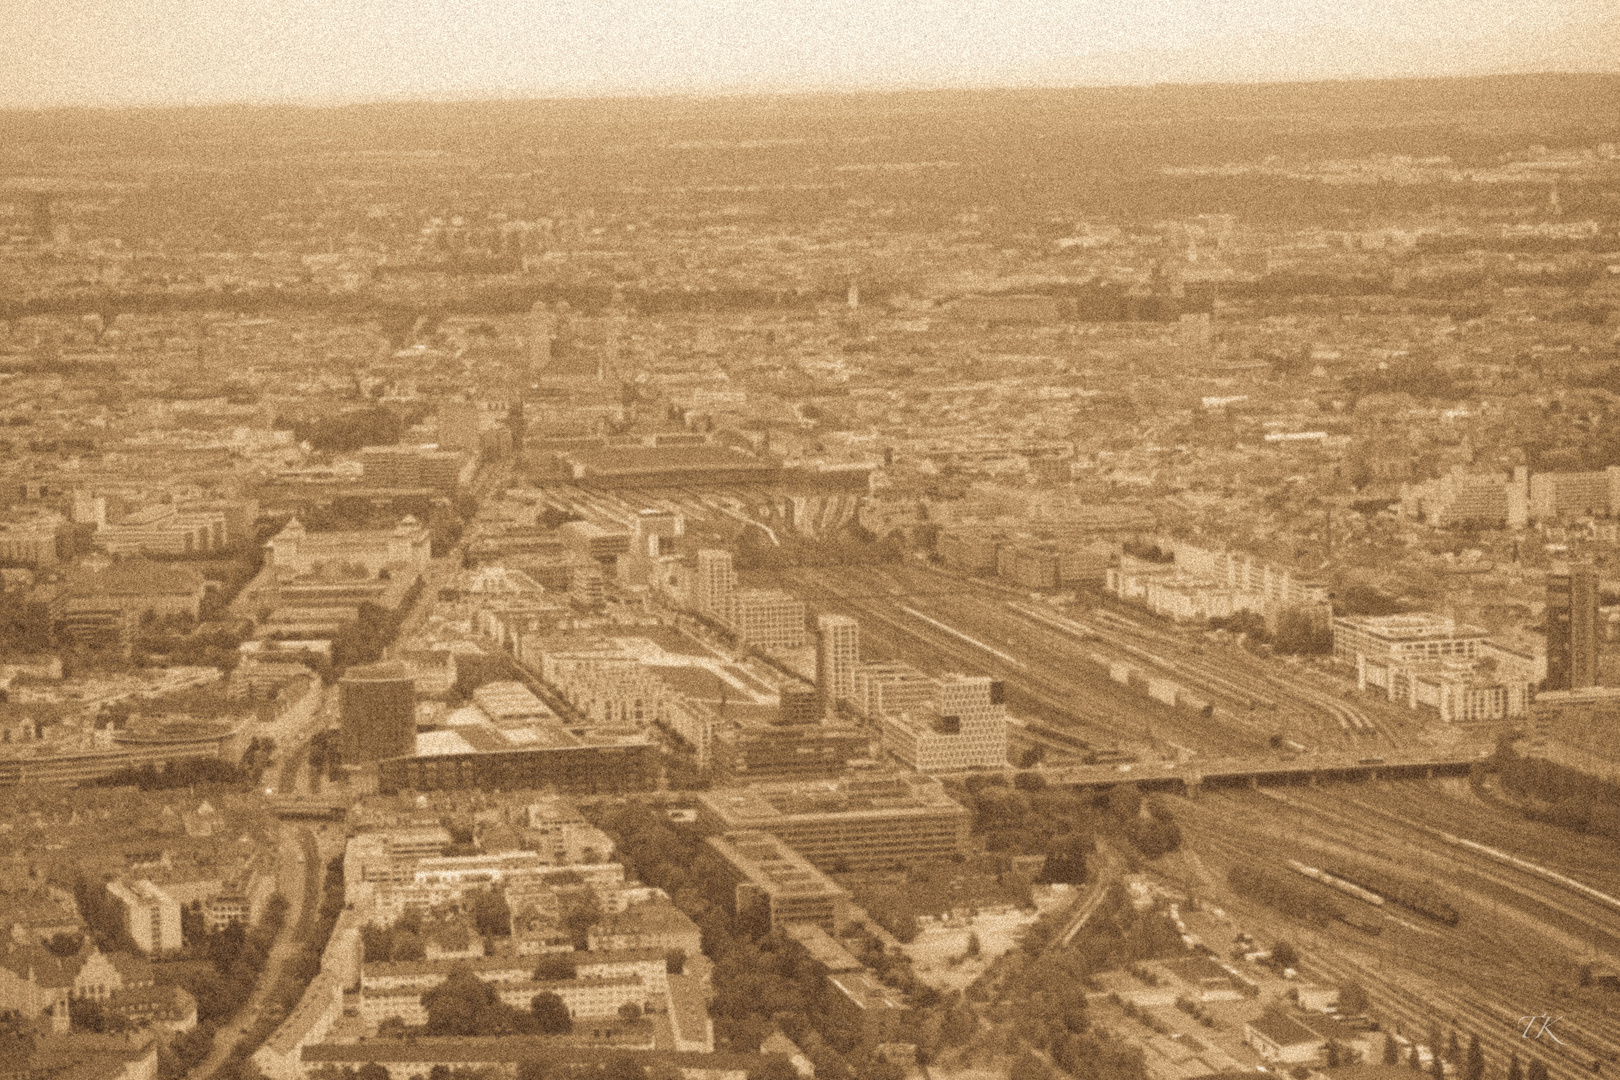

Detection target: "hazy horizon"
[3, 0, 1617, 111]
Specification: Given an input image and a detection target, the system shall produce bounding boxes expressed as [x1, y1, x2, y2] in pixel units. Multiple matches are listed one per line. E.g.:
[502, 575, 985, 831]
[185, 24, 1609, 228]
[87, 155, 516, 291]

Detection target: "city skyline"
[1, 0, 1617, 109]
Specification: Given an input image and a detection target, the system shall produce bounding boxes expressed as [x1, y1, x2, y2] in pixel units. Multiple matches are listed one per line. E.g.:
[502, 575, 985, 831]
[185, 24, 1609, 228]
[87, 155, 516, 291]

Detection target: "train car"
[1323, 862, 1461, 926]
[1336, 910, 1384, 936]
[1288, 860, 1387, 907]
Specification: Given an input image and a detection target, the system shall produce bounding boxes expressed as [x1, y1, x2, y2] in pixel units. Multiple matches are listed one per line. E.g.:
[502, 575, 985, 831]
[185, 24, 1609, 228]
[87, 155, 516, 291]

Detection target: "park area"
[902, 883, 1076, 992]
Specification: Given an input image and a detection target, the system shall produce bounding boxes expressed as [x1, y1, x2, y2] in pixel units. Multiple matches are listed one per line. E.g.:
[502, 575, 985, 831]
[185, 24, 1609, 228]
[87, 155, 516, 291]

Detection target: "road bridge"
[998, 750, 1485, 795]
[266, 794, 350, 819]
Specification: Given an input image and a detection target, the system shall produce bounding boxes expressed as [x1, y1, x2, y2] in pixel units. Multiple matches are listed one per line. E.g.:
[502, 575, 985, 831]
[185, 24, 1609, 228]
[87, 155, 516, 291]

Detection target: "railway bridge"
[266, 794, 351, 819]
[1033, 750, 1484, 796]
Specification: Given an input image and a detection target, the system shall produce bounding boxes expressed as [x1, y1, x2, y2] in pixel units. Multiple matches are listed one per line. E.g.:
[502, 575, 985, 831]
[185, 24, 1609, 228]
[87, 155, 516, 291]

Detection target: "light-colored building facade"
[693, 550, 735, 620]
[881, 674, 1008, 773]
[1530, 467, 1620, 522]
[728, 590, 806, 651]
[266, 517, 431, 580]
[98, 505, 229, 557]
[697, 774, 972, 870]
[1333, 613, 1488, 669]
[706, 832, 851, 934]
[0, 515, 63, 567]
[106, 880, 182, 955]
[1401, 465, 1529, 529]
[815, 615, 860, 709]
[853, 662, 934, 721]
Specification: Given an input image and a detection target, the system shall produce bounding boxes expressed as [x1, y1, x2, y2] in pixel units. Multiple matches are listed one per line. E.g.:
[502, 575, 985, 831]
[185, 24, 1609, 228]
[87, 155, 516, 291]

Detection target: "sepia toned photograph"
[1, 3, 1618, 1080]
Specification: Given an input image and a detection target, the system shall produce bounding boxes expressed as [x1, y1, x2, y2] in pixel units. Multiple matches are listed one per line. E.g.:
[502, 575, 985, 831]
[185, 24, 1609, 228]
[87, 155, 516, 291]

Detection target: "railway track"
[1191, 827, 1610, 1080]
[808, 565, 1285, 756]
[788, 566, 1160, 747]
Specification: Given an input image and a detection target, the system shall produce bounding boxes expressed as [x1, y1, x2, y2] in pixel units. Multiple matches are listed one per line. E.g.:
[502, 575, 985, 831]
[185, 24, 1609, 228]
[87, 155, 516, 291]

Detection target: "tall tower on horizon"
[29, 192, 54, 243]
[527, 300, 555, 378]
[1546, 562, 1598, 691]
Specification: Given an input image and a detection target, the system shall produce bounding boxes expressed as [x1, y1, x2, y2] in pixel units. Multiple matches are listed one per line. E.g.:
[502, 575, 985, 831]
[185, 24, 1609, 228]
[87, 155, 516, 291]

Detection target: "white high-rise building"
[693, 549, 735, 619]
[730, 590, 807, 650]
[881, 673, 1008, 774]
[106, 879, 183, 955]
[854, 662, 934, 720]
[816, 615, 860, 710]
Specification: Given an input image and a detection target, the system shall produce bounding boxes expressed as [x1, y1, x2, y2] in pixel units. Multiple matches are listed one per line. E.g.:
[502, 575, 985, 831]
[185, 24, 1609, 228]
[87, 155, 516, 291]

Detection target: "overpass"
[1032, 749, 1486, 795]
[266, 794, 351, 820]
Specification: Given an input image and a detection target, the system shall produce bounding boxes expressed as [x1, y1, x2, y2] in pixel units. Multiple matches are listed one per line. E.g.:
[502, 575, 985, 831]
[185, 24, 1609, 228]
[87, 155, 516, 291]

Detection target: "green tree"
[562, 892, 603, 949]
[472, 889, 512, 938]
[1410, 1044, 1423, 1070]
[422, 966, 505, 1036]
[1506, 1054, 1523, 1080]
[43, 933, 83, 958]
[1041, 835, 1090, 885]
[529, 992, 572, 1035]
[69, 997, 126, 1034]
[1384, 1034, 1400, 1066]
[1270, 940, 1299, 968]
[618, 1002, 643, 1023]
[665, 949, 685, 975]
[749, 1061, 801, 1080]
[1010, 1051, 1056, 1080]
[533, 954, 577, 982]
[1465, 1034, 1485, 1080]
[1106, 783, 1143, 819]
[391, 931, 425, 962]
[602, 1054, 645, 1080]
[1339, 980, 1370, 1016]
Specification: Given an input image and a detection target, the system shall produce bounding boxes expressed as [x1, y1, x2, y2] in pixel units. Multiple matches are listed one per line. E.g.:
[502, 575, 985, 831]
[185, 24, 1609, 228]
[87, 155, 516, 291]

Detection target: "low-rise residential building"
[824, 969, 909, 1045]
[1244, 1010, 1327, 1064]
[586, 898, 703, 957]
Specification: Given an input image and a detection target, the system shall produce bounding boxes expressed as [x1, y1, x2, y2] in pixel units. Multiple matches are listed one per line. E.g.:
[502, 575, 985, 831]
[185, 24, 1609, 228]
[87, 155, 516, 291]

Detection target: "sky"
[1, 0, 1616, 109]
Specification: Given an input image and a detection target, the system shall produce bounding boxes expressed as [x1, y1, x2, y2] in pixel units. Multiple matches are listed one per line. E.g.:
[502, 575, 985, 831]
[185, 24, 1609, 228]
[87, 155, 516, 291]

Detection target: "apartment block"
[1530, 468, 1620, 522]
[697, 774, 971, 870]
[1547, 562, 1600, 691]
[815, 615, 860, 709]
[357, 446, 470, 493]
[881, 673, 1008, 773]
[0, 515, 63, 567]
[692, 549, 735, 619]
[706, 831, 851, 934]
[728, 590, 807, 650]
[853, 662, 935, 720]
[98, 504, 228, 557]
[106, 880, 182, 955]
